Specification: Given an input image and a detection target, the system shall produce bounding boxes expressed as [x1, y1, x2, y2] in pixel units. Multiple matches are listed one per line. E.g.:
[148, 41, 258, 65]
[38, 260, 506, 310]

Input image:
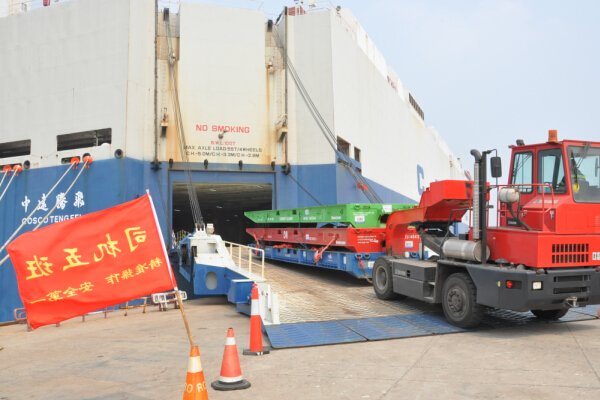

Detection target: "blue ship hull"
[0, 157, 416, 323]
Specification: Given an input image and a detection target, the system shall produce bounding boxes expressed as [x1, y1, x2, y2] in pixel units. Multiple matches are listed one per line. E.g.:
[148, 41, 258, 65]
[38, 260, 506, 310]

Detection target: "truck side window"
[511, 151, 533, 193]
[538, 149, 566, 194]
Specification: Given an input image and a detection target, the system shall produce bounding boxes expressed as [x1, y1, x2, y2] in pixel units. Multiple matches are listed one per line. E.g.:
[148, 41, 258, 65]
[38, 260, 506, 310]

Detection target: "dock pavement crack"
[566, 322, 600, 383]
[378, 335, 437, 400]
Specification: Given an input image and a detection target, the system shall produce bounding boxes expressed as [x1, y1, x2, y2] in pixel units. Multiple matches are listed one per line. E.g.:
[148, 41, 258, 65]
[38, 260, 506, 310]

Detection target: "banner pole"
[146, 191, 195, 349]
[175, 289, 195, 348]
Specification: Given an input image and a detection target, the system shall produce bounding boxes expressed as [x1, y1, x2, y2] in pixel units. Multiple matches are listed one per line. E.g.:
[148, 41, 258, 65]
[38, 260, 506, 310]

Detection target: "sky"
[168, 0, 600, 180]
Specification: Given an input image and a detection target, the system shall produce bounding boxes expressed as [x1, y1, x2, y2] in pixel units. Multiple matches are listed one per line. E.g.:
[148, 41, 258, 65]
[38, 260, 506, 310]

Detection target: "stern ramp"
[255, 258, 598, 349]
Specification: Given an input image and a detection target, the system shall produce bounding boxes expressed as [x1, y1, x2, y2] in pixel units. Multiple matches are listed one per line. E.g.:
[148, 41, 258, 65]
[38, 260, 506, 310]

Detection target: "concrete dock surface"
[1, 297, 599, 400]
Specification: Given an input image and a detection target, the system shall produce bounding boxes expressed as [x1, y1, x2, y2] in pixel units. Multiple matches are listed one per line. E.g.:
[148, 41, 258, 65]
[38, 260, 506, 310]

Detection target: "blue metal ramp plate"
[571, 304, 600, 317]
[265, 321, 366, 348]
[397, 313, 473, 334]
[481, 309, 542, 328]
[265, 308, 598, 349]
[483, 308, 597, 326]
[551, 310, 597, 323]
[339, 316, 433, 341]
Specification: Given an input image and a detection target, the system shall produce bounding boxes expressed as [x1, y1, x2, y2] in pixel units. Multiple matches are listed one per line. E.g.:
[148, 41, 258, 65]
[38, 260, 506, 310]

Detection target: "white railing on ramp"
[223, 241, 265, 279]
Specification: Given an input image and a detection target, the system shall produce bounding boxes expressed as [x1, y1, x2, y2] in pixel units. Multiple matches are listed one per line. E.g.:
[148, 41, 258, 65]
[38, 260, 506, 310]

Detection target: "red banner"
[7, 194, 176, 329]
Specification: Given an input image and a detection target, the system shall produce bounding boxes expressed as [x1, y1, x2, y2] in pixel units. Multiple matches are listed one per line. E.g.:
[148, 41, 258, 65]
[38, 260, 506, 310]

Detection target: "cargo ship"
[0, 0, 466, 323]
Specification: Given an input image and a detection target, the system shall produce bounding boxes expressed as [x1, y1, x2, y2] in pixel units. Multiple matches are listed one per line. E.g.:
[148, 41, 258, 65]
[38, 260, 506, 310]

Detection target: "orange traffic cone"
[183, 346, 209, 400]
[211, 328, 251, 391]
[243, 283, 270, 355]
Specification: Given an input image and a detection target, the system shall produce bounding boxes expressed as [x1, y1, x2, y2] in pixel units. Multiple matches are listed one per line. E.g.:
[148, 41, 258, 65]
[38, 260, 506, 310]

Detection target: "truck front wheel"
[442, 272, 484, 328]
[372, 258, 402, 300]
[531, 309, 569, 320]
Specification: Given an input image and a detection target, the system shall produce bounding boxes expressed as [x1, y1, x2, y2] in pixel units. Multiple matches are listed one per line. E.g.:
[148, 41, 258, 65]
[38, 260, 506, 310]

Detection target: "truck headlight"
[532, 282, 542, 290]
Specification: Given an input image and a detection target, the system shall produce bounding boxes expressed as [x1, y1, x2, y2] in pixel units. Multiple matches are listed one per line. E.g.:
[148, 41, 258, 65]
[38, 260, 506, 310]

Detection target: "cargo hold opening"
[57, 128, 112, 151]
[172, 182, 273, 244]
[0, 139, 31, 158]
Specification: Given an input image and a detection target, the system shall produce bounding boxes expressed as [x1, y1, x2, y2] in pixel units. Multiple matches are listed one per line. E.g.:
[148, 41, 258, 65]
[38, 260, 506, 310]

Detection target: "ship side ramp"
[230, 254, 599, 349]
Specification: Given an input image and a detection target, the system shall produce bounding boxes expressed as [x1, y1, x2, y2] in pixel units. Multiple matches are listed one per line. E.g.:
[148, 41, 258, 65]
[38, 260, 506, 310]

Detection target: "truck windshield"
[567, 145, 600, 203]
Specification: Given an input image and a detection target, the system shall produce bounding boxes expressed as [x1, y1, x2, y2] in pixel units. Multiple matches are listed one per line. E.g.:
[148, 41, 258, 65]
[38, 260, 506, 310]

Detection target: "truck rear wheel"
[442, 272, 484, 328]
[372, 258, 402, 300]
[531, 309, 569, 320]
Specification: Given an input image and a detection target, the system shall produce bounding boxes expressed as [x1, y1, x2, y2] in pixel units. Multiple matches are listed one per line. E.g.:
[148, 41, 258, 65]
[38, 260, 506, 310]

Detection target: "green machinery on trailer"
[245, 203, 416, 228]
[245, 203, 420, 278]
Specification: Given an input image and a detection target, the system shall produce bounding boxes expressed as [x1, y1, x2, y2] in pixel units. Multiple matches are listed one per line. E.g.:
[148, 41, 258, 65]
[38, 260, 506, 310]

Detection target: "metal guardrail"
[14, 306, 116, 331]
[176, 230, 190, 243]
[158, 0, 263, 13]
[82, 307, 117, 322]
[223, 241, 265, 279]
[119, 296, 151, 316]
[152, 290, 187, 311]
[12, 291, 187, 331]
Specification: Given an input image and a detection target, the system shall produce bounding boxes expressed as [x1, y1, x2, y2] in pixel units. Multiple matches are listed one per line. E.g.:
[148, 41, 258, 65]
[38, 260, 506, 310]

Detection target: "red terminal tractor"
[373, 130, 600, 327]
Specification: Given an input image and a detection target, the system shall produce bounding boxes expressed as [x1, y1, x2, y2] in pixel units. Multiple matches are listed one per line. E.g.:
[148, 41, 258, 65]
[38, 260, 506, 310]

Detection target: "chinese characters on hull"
[23, 191, 86, 213]
[21, 191, 86, 226]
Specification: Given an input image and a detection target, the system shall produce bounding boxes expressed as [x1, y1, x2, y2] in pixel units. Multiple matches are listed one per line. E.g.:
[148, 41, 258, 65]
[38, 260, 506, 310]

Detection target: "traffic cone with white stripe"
[211, 328, 251, 391]
[243, 283, 270, 355]
[183, 346, 209, 400]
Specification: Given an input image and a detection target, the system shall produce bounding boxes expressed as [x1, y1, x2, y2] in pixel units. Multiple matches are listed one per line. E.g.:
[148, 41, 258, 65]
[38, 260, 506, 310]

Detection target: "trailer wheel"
[442, 272, 484, 328]
[531, 309, 569, 320]
[372, 259, 401, 300]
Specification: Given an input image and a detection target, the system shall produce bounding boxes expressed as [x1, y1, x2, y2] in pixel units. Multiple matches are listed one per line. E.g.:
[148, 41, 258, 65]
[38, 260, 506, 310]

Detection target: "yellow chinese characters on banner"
[25, 227, 160, 304]
[105, 258, 163, 285]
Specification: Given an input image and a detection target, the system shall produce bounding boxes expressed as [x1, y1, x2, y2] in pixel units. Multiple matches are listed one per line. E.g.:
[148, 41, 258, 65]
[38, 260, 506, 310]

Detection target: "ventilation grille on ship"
[409, 93, 425, 120]
[551, 243, 589, 264]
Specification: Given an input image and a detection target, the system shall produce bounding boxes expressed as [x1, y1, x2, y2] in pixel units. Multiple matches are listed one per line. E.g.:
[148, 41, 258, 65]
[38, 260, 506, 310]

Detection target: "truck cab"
[373, 131, 600, 328]
[490, 133, 600, 269]
[500, 135, 600, 234]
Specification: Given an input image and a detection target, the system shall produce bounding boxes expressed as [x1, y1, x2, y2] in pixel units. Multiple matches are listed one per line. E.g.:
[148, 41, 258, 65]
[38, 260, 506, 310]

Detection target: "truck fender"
[375, 255, 395, 267]
[433, 262, 467, 303]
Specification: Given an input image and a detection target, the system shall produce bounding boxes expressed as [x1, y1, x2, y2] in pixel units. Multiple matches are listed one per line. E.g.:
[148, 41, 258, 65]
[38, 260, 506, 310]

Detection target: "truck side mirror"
[595, 158, 599, 177]
[490, 156, 502, 178]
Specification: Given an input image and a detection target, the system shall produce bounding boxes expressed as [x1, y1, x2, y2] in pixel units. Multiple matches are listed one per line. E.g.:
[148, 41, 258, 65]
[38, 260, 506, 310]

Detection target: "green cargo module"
[244, 203, 417, 228]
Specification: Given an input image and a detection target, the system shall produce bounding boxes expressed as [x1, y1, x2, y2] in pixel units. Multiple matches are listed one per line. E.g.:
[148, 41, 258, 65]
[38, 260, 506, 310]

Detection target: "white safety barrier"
[259, 284, 280, 325]
[152, 290, 187, 311]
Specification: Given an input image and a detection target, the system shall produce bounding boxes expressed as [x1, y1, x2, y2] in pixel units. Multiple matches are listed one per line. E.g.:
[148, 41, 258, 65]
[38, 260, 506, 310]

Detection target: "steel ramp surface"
[266, 308, 598, 349]
[262, 258, 437, 324]
[265, 320, 366, 348]
[339, 316, 433, 340]
[397, 313, 471, 334]
[570, 304, 600, 317]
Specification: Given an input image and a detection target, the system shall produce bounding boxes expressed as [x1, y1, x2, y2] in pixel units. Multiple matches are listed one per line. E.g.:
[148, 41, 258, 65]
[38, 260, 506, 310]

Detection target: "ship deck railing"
[223, 240, 265, 279]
